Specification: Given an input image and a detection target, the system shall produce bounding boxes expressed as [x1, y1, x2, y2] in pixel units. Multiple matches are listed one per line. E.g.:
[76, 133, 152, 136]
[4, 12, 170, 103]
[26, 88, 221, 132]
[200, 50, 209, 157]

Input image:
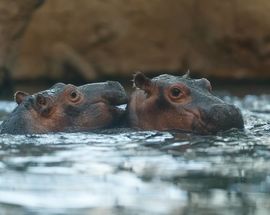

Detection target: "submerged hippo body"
[1, 82, 127, 134]
[128, 72, 244, 134]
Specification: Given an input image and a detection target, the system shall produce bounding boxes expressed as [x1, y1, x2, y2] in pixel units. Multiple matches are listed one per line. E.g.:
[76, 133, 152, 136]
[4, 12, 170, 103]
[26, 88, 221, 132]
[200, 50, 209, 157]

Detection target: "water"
[0, 93, 269, 215]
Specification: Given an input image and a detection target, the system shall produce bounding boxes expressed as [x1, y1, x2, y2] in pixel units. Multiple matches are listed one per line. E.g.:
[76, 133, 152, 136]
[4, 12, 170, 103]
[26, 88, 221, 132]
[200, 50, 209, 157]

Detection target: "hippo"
[128, 72, 244, 134]
[1, 81, 127, 134]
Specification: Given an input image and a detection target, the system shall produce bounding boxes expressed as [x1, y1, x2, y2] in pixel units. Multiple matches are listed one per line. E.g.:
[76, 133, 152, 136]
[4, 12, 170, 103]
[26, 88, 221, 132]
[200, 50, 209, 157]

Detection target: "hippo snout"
[104, 81, 128, 105]
[201, 104, 244, 133]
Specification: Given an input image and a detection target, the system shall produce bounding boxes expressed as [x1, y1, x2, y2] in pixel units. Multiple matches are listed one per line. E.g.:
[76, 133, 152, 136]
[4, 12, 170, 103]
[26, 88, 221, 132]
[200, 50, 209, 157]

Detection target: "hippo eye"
[70, 91, 77, 99]
[170, 88, 182, 98]
[69, 90, 80, 102]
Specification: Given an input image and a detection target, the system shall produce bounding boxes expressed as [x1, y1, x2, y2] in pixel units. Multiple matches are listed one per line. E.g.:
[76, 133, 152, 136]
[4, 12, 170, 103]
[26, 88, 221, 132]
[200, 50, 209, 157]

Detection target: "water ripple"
[0, 95, 270, 214]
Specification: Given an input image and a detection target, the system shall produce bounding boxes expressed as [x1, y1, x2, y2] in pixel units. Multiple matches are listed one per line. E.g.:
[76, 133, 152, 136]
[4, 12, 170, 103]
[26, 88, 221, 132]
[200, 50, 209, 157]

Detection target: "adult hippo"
[128, 72, 244, 134]
[1, 81, 127, 134]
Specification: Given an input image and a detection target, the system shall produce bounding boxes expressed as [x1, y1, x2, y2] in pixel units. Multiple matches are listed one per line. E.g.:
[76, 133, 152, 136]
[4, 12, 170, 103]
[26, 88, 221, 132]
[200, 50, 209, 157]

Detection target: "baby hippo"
[128, 72, 244, 134]
[1, 82, 127, 134]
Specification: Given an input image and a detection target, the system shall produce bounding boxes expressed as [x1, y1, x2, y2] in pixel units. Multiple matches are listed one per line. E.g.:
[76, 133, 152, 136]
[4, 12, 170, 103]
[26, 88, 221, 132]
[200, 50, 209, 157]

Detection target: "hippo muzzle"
[100, 81, 128, 106]
[78, 81, 127, 109]
[199, 104, 244, 134]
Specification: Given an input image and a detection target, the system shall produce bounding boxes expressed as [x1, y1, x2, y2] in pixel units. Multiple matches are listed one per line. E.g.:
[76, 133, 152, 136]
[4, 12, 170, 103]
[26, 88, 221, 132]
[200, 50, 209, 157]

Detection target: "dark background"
[1, 0, 270, 96]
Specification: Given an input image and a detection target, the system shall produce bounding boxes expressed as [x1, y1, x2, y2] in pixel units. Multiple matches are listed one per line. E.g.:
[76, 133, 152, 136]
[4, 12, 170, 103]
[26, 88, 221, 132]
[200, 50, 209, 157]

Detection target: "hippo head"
[1, 81, 127, 134]
[128, 72, 244, 134]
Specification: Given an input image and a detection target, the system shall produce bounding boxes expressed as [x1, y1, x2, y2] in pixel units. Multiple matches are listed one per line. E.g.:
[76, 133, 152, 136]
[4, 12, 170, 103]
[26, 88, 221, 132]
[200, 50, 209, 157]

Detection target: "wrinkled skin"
[1, 81, 127, 134]
[128, 72, 244, 134]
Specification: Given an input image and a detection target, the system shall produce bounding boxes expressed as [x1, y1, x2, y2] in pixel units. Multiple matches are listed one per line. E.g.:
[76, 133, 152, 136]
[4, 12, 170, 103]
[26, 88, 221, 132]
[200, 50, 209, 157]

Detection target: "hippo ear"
[133, 72, 151, 90]
[35, 94, 52, 117]
[182, 70, 190, 78]
[14, 91, 30, 104]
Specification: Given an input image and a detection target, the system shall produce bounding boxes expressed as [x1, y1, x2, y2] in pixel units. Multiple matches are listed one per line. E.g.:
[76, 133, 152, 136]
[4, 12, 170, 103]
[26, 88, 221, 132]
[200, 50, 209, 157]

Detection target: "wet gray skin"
[128, 72, 244, 134]
[0, 81, 127, 134]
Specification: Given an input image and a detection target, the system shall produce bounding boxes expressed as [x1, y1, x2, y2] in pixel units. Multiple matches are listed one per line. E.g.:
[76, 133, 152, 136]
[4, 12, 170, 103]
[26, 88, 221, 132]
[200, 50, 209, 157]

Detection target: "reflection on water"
[0, 93, 270, 215]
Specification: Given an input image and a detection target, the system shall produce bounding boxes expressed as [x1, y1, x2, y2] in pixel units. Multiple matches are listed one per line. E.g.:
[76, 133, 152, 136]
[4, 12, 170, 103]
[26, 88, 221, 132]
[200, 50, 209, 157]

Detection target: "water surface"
[0, 93, 269, 215]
